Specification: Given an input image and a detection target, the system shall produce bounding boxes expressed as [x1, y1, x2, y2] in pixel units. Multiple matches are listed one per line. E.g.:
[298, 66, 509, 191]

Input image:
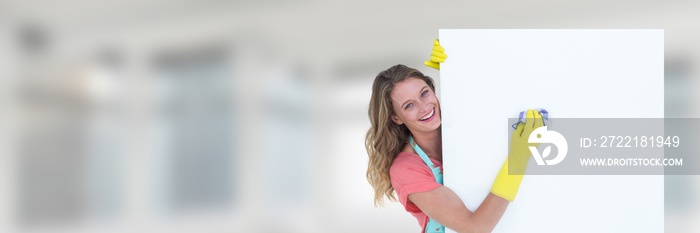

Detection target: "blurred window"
[152, 45, 236, 213]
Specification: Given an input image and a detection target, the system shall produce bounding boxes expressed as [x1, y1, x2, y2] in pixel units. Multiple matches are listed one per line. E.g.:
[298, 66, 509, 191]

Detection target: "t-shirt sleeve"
[390, 154, 442, 212]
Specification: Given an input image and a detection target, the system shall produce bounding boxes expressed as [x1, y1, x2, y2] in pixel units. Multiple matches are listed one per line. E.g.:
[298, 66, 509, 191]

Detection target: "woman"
[365, 40, 543, 233]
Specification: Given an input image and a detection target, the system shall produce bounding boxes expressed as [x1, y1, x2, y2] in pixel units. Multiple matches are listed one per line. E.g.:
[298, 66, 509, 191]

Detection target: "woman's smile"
[389, 77, 442, 133]
[419, 107, 436, 121]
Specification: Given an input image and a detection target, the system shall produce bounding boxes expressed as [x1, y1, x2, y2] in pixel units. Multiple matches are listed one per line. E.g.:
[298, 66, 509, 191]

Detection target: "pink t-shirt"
[390, 151, 443, 233]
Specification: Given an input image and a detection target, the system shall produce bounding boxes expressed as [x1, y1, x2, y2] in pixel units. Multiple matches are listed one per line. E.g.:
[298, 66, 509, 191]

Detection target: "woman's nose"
[418, 101, 430, 112]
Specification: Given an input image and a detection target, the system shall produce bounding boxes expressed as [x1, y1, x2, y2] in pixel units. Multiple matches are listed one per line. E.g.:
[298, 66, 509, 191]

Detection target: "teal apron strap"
[409, 136, 445, 233]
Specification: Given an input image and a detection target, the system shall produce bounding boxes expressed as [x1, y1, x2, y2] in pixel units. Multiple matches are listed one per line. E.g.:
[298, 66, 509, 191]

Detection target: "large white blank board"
[440, 30, 664, 233]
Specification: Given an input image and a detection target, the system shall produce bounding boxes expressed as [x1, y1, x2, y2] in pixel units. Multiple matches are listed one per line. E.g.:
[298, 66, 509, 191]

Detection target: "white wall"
[440, 29, 664, 233]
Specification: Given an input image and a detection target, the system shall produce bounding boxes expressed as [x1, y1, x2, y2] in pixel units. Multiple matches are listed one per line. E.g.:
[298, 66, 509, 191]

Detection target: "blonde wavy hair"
[365, 64, 436, 206]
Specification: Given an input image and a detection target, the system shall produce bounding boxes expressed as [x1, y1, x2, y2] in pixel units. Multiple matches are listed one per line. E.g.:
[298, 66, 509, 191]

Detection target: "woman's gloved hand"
[491, 109, 544, 202]
[424, 39, 447, 70]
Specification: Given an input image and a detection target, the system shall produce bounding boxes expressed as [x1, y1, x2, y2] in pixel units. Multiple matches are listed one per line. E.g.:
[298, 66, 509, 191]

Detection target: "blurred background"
[1, 0, 699, 232]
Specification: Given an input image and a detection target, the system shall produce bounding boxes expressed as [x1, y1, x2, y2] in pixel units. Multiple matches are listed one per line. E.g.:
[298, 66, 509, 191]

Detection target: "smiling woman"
[365, 64, 437, 205]
[364, 59, 544, 233]
[389, 78, 441, 134]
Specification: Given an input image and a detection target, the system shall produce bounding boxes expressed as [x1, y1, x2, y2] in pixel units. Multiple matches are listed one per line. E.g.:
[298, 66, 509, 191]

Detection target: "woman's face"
[390, 77, 441, 133]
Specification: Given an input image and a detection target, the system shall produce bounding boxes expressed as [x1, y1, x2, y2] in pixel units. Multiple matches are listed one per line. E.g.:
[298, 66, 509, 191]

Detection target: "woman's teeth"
[419, 108, 435, 121]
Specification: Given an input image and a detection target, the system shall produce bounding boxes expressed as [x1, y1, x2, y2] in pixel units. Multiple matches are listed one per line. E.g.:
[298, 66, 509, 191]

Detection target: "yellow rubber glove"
[424, 39, 447, 70]
[491, 109, 544, 202]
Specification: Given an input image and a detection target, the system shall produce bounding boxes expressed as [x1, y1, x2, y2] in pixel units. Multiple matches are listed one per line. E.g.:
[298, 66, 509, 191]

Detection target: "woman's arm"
[409, 110, 545, 232]
[409, 186, 508, 233]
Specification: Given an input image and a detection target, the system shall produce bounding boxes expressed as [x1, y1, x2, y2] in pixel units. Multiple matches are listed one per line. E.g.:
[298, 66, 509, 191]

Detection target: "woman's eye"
[405, 103, 413, 109]
[421, 90, 428, 97]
